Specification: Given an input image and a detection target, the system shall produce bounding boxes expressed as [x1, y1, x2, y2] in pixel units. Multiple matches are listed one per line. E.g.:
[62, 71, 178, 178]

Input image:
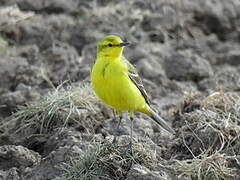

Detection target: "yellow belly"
[91, 59, 146, 111]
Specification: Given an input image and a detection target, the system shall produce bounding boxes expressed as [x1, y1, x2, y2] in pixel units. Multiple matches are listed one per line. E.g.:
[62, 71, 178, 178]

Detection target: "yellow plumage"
[92, 56, 148, 113]
[91, 35, 174, 134]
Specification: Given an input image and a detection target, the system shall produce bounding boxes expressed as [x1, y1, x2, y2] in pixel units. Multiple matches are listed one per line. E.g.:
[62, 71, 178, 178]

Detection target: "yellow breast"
[91, 57, 146, 111]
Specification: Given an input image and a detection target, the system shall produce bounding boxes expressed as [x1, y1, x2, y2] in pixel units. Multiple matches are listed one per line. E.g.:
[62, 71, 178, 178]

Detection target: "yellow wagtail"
[91, 35, 175, 144]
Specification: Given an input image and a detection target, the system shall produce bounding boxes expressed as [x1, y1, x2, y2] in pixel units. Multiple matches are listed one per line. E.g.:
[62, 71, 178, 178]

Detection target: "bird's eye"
[108, 43, 113, 47]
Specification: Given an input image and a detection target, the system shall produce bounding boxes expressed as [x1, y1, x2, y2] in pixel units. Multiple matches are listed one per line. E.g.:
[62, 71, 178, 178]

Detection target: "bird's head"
[97, 35, 130, 58]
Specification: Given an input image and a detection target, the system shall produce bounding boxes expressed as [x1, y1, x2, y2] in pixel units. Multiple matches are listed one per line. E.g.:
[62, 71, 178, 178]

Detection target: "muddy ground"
[0, 0, 240, 179]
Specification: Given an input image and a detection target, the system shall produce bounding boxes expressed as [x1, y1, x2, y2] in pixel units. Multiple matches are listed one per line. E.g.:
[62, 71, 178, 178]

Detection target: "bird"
[91, 35, 174, 146]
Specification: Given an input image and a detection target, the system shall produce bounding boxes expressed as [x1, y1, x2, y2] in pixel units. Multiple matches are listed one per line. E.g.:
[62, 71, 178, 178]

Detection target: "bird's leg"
[129, 117, 133, 148]
[127, 111, 134, 151]
[112, 111, 123, 144]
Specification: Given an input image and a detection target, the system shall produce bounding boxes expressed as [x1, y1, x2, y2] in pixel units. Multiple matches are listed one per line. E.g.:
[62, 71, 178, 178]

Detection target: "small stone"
[126, 164, 170, 180]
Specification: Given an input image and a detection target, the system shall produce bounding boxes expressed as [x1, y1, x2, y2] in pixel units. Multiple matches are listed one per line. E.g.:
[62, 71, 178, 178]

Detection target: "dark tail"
[149, 109, 175, 134]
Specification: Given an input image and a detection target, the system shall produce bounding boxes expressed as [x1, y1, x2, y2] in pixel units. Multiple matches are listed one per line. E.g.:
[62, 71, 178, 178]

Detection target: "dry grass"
[0, 83, 109, 137]
[170, 92, 240, 180]
[174, 153, 236, 180]
[61, 139, 156, 180]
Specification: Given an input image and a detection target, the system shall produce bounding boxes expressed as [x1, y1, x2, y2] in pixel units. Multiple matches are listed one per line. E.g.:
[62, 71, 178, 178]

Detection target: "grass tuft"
[170, 92, 240, 180]
[174, 152, 236, 180]
[0, 83, 109, 137]
[61, 140, 156, 180]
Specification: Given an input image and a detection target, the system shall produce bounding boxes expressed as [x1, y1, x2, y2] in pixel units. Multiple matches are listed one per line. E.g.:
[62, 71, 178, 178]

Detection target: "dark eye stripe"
[100, 44, 121, 48]
[111, 44, 120, 47]
[97, 44, 121, 52]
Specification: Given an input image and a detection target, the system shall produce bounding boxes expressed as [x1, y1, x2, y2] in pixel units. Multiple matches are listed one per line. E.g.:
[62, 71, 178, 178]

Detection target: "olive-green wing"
[122, 57, 150, 105]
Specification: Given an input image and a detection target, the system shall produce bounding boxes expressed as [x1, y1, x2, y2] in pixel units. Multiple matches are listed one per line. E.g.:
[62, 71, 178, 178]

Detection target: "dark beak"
[119, 41, 130, 47]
